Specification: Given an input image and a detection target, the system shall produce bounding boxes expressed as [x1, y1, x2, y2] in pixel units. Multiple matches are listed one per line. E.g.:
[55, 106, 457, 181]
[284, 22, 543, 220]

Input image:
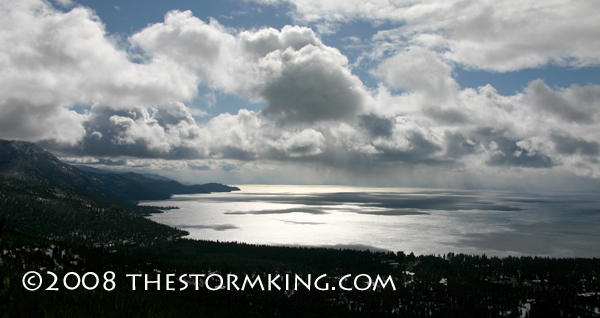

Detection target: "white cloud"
[0, 0, 200, 144]
[132, 13, 369, 124]
[0, 1, 199, 107]
[275, 129, 326, 157]
[256, 0, 600, 71]
[375, 47, 457, 99]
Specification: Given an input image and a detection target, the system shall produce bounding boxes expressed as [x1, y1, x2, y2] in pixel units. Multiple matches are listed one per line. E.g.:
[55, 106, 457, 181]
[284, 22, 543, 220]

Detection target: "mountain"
[72, 164, 114, 174]
[0, 140, 119, 204]
[200, 182, 243, 192]
[141, 173, 174, 182]
[75, 165, 178, 182]
[76, 170, 175, 202]
[0, 139, 237, 245]
[75, 167, 239, 203]
[1, 140, 239, 204]
[0, 140, 183, 245]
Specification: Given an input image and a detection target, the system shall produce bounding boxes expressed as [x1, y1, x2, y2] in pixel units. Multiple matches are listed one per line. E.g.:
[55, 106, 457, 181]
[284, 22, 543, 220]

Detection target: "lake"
[142, 185, 600, 257]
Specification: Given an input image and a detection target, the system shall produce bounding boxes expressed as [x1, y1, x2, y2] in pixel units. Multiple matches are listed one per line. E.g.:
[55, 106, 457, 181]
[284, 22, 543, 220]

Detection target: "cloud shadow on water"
[279, 220, 327, 225]
[224, 207, 329, 215]
[356, 209, 429, 216]
[205, 191, 522, 212]
[273, 243, 391, 252]
[176, 224, 240, 231]
[311, 244, 391, 252]
[451, 219, 600, 257]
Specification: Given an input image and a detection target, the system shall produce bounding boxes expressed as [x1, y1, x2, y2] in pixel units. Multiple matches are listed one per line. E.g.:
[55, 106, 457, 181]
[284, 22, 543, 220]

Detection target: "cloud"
[53, 0, 74, 7]
[0, 0, 199, 145]
[486, 138, 554, 168]
[240, 24, 321, 58]
[0, 1, 198, 107]
[131, 11, 238, 89]
[443, 132, 479, 159]
[259, 45, 367, 124]
[189, 164, 211, 171]
[255, 0, 600, 71]
[274, 129, 325, 157]
[132, 13, 369, 124]
[551, 133, 600, 157]
[0, 100, 85, 145]
[375, 47, 458, 99]
[73, 104, 207, 158]
[358, 114, 394, 138]
[2, 0, 600, 189]
[524, 79, 599, 124]
[373, 129, 444, 163]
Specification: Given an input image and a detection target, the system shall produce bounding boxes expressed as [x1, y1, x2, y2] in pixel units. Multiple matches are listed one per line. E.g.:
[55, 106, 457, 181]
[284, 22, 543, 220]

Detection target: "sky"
[1, 0, 600, 190]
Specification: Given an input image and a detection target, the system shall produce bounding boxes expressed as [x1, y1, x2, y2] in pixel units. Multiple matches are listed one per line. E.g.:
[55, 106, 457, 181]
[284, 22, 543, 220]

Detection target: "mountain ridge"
[0, 139, 238, 245]
[76, 168, 240, 203]
[0, 139, 239, 204]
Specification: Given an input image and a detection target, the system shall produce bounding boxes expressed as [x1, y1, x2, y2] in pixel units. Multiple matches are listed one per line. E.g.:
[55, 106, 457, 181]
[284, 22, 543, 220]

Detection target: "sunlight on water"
[142, 185, 600, 257]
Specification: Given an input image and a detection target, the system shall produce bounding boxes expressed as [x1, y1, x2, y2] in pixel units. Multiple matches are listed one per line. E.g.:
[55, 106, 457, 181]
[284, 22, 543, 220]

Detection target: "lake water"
[142, 185, 600, 257]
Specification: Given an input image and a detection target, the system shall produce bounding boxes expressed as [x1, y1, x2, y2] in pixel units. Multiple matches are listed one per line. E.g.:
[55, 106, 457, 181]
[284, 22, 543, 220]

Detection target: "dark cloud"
[165, 147, 206, 160]
[79, 105, 158, 157]
[551, 133, 600, 156]
[96, 158, 128, 166]
[486, 137, 553, 168]
[189, 164, 211, 171]
[219, 146, 257, 161]
[287, 144, 315, 156]
[220, 163, 238, 171]
[261, 49, 364, 124]
[526, 79, 596, 124]
[359, 114, 394, 138]
[0, 100, 49, 140]
[444, 131, 479, 158]
[376, 130, 444, 163]
[422, 107, 469, 124]
[0, 100, 83, 144]
[474, 127, 506, 138]
[469, 129, 554, 168]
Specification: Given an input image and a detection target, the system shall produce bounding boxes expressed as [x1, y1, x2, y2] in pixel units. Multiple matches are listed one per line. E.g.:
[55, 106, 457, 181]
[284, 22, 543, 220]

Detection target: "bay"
[141, 185, 600, 257]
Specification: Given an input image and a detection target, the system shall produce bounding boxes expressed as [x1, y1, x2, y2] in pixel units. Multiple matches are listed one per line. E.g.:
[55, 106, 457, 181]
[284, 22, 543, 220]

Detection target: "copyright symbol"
[22, 271, 43, 291]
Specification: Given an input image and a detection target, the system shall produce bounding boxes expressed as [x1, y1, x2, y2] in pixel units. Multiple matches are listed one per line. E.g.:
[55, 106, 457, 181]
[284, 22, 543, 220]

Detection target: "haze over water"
[143, 185, 600, 257]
